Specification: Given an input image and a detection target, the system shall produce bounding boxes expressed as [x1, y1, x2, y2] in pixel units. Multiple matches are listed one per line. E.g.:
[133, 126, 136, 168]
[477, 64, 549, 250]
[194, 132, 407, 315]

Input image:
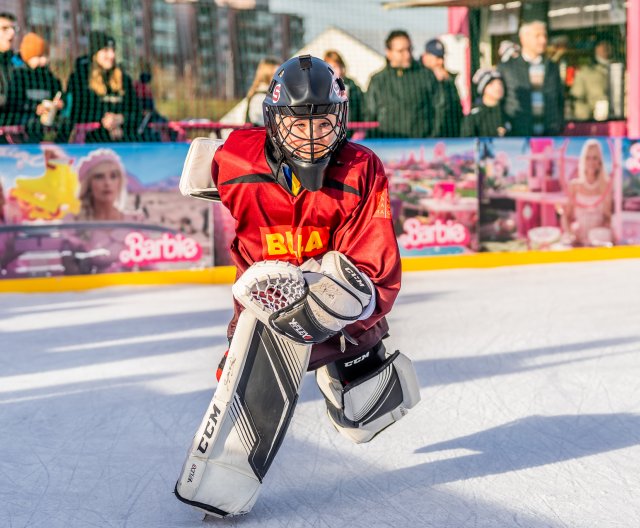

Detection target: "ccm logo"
[343, 265, 366, 290]
[197, 405, 221, 454]
[289, 318, 313, 341]
[344, 351, 369, 367]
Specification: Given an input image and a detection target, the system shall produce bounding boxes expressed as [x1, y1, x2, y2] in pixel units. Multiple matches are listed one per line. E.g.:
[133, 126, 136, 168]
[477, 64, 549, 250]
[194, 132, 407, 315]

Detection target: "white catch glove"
[232, 253, 375, 345]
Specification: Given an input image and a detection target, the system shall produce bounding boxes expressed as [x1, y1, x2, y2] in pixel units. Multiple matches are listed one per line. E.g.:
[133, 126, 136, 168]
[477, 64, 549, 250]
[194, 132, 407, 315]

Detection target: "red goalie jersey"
[212, 128, 401, 369]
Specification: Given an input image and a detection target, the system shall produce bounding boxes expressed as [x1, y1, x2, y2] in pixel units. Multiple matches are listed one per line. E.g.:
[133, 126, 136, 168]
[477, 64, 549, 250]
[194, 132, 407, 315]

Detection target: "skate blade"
[202, 510, 249, 522]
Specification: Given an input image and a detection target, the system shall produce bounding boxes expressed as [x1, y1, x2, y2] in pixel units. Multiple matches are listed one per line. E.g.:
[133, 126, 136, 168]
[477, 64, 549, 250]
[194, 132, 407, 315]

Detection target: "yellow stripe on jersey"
[291, 172, 301, 196]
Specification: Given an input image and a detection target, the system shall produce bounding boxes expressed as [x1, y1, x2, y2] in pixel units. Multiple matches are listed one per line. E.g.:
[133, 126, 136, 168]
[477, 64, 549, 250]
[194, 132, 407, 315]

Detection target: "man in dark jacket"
[498, 21, 564, 136]
[366, 30, 437, 138]
[421, 38, 463, 138]
[0, 12, 18, 127]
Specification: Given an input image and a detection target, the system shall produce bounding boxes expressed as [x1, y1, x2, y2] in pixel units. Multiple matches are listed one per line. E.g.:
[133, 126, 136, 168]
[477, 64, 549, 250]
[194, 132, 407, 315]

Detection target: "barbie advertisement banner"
[1, 138, 634, 279]
[156, 136, 640, 267]
[621, 139, 640, 245]
[0, 143, 214, 278]
[362, 138, 479, 256]
[478, 137, 622, 252]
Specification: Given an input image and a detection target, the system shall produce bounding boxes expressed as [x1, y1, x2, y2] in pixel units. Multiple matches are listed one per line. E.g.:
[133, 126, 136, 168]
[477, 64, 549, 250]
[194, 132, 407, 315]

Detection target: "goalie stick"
[175, 261, 312, 517]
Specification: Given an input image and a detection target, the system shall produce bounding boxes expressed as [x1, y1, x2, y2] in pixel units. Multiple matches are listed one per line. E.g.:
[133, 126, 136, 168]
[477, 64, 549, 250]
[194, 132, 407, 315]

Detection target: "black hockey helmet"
[263, 55, 348, 191]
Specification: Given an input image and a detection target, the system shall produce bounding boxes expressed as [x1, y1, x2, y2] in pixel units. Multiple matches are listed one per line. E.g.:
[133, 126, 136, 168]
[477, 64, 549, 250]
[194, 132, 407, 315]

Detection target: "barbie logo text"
[399, 218, 470, 249]
[119, 232, 202, 267]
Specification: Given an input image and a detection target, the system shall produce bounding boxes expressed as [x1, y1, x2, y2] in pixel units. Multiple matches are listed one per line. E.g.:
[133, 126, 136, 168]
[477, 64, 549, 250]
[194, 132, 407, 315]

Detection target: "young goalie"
[175, 55, 420, 517]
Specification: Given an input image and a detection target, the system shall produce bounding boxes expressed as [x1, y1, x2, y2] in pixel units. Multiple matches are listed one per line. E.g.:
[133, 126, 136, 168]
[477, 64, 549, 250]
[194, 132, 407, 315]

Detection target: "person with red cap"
[4, 32, 64, 142]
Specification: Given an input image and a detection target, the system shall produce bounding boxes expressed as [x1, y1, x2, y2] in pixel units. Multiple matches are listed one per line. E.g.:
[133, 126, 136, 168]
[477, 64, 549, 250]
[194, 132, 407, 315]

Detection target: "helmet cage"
[265, 102, 348, 164]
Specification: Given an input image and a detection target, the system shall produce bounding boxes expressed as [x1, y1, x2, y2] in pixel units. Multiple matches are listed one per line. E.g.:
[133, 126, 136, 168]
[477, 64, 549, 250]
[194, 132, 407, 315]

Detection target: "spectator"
[323, 50, 365, 123]
[548, 35, 569, 82]
[498, 21, 564, 136]
[65, 31, 142, 143]
[5, 32, 64, 142]
[134, 62, 155, 113]
[0, 11, 18, 126]
[462, 69, 509, 137]
[421, 38, 462, 137]
[366, 29, 436, 138]
[570, 40, 613, 121]
[562, 139, 612, 246]
[133, 63, 167, 141]
[244, 57, 279, 126]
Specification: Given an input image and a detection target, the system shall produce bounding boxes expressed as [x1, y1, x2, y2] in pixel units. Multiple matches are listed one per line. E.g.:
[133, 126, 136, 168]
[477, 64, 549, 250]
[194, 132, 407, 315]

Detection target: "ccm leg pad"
[175, 310, 311, 516]
[316, 347, 420, 444]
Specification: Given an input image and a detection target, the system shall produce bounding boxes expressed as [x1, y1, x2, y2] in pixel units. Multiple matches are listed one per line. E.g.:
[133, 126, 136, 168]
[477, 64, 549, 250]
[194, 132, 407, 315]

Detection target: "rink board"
[1, 245, 640, 294]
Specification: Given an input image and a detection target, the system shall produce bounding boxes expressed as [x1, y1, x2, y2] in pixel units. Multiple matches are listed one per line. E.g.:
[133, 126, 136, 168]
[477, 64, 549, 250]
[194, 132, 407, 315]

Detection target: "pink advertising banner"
[0, 143, 213, 278]
[2, 137, 637, 278]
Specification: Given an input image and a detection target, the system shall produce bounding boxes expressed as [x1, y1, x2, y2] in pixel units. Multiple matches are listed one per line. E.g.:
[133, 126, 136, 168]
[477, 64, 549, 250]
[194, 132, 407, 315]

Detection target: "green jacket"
[0, 50, 16, 108]
[5, 63, 63, 125]
[365, 60, 436, 138]
[431, 72, 463, 138]
[461, 103, 508, 137]
[344, 76, 365, 123]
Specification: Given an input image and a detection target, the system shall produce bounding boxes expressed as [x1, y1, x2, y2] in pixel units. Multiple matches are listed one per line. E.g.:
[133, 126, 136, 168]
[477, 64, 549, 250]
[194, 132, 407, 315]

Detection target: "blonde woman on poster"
[64, 148, 142, 274]
[76, 148, 130, 221]
[563, 139, 613, 246]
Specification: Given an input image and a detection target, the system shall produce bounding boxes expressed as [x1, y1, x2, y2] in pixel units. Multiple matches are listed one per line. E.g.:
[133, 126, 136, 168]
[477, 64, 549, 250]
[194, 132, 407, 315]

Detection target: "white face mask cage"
[266, 102, 348, 163]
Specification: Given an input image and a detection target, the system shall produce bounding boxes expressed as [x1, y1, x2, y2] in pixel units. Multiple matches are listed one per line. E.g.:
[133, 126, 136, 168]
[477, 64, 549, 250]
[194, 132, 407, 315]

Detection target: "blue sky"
[271, 0, 448, 55]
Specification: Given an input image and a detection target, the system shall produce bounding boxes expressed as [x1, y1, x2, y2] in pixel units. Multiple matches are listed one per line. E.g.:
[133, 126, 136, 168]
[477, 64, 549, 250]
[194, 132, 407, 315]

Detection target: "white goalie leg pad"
[175, 310, 311, 517]
[316, 350, 420, 444]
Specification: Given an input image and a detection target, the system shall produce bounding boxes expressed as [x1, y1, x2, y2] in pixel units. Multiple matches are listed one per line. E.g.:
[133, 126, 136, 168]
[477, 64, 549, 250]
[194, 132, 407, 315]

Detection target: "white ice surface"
[1, 260, 640, 528]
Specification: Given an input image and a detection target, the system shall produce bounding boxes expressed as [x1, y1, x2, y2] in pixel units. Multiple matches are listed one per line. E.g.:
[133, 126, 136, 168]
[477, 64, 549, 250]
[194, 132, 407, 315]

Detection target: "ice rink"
[1, 259, 640, 528]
